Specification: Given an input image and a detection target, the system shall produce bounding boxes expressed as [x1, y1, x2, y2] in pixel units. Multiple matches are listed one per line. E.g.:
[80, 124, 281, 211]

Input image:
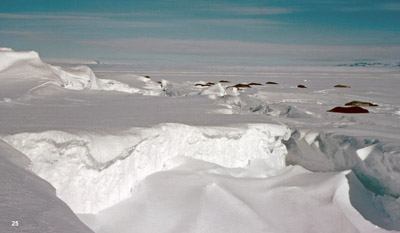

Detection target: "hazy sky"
[1, 0, 400, 66]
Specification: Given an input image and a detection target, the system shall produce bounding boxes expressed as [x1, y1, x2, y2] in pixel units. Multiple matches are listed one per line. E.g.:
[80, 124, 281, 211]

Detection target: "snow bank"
[84, 157, 389, 233]
[3, 123, 290, 214]
[0, 140, 93, 233]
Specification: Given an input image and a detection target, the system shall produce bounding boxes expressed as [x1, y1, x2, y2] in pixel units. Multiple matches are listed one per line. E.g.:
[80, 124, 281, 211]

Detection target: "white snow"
[1, 48, 400, 232]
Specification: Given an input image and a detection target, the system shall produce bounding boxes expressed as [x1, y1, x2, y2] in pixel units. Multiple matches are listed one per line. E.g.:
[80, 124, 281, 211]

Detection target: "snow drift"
[3, 123, 290, 214]
[83, 157, 391, 233]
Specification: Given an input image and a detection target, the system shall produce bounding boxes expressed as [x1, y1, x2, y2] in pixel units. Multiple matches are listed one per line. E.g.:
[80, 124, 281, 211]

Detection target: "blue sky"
[1, 0, 400, 66]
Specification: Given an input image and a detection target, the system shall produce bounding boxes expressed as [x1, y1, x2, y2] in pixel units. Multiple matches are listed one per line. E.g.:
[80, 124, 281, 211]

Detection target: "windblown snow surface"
[1, 48, 400, 232]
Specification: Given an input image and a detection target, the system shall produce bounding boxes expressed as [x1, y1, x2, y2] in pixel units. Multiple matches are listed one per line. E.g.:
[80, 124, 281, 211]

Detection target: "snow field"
[2, 48, 400, 232]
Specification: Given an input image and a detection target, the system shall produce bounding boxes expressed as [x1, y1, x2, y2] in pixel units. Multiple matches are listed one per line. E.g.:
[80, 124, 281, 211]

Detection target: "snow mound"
[3, 123, 290, 214]
[0, 140, 93, 233]
[84, 157, 389, 233]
